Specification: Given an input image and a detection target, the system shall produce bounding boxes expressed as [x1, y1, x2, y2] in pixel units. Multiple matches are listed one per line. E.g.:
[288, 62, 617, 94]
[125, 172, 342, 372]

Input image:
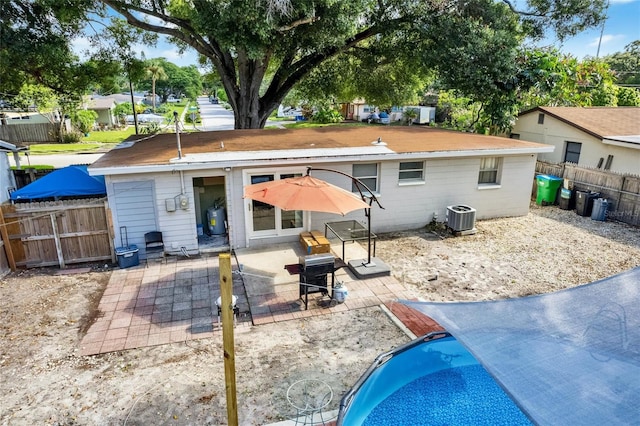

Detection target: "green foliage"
[5, 0, 608, 130]
[61, 131, 84, 144]
[114, 102, 133, 120]
[73, 110, 98, 134]
[141, 122, 160, 134]
[516, 48, 617, 109]
[617, 87, 640, 107]
[436, 91, 484, 132]
[403, 108, 418, 125]
[312, 107, 343, 124]
[602, 41, 640, 86]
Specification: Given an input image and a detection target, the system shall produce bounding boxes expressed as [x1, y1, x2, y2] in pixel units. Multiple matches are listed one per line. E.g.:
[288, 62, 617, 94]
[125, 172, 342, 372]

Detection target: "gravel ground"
[0, 203, 638, 425]
[376, 203, 640, 302]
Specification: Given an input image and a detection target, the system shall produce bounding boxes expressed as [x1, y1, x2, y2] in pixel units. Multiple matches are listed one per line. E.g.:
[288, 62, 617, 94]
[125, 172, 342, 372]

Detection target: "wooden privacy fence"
[536, 161, 640, 226]
[0, 123, 60, 143]
[0, 199, 115, 269]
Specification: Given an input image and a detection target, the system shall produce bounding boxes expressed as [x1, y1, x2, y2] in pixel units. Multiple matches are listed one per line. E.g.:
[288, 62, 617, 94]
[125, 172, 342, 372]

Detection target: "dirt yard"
[1, 204, 638, 425]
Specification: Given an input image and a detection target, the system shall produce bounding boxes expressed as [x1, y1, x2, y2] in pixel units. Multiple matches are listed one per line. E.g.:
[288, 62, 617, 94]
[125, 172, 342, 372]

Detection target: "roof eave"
[88, 146, 553, 176]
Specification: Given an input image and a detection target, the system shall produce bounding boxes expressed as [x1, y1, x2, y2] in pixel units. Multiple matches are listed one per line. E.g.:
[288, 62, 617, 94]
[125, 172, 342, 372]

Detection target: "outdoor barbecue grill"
[292, 253, 336, 309]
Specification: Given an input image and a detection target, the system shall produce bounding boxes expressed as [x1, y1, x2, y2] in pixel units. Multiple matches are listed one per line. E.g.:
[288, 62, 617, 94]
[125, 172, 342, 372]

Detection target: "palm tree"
[145, 61, 168, 112]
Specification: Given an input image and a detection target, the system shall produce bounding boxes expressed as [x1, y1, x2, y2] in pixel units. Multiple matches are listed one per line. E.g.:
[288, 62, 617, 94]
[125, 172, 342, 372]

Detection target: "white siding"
[512, 112, 640, 175]
[238, 154, 537, 249]
[104, 153, 538, 252]
[111, 180, 156, 256]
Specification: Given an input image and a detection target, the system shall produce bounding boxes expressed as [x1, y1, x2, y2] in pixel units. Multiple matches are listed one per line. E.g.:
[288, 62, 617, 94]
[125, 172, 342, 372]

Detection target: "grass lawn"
[82, 127, 137, 143]
[28, 143, 107, 154]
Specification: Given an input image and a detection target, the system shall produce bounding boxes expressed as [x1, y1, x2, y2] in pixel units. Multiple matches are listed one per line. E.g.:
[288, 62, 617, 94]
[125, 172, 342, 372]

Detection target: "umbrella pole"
[366, 198, 373, 265]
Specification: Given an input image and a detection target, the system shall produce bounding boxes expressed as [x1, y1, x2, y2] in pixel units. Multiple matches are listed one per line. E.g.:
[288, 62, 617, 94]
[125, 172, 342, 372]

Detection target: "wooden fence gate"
[0, 199, 115, 269]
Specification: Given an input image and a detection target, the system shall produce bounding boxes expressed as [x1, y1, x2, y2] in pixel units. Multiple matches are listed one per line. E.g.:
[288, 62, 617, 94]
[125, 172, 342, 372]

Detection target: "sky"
[535, 0, 640, 59]
[74, 0, 640, 69]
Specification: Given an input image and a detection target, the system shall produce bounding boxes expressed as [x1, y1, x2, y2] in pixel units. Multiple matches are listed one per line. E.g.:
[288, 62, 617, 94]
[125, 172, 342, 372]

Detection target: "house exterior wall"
[512, 112, 640, 175]
[94, 109, 116, 127]
[2, 111, 51, 125]
[103, 153, 538, 254]
[238, 154, 536, 249]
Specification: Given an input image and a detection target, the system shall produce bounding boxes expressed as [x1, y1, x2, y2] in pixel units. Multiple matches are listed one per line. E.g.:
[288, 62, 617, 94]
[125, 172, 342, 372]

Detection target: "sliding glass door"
[248, 171, 304, 237]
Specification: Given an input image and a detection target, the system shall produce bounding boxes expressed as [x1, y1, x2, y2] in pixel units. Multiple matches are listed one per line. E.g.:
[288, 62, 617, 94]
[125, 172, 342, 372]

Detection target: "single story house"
[86, 97, 117, 129]
[510, 107, 640, 175]
[89, 126, 552, 259]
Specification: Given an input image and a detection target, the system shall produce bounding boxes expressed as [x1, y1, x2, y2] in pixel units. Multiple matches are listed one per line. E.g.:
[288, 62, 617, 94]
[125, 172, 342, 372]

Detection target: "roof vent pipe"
[174, 111, 182, 159]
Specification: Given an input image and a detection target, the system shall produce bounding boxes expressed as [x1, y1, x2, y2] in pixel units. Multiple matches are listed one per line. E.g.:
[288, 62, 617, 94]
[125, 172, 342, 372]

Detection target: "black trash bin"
[576, 191, 600, 217]
[558, 188, 575, 210]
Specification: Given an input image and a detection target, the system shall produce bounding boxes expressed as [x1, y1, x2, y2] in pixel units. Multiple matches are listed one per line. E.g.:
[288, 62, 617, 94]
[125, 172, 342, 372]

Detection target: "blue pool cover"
[403, 266, 640, 425]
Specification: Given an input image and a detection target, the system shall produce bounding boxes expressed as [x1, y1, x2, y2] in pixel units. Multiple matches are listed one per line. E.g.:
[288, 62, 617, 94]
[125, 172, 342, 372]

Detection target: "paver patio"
[79, 242, 433, 356]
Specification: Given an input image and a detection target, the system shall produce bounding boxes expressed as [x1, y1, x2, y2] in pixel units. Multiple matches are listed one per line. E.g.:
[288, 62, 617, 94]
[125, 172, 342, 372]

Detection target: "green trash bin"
[536, 174, 563, 205]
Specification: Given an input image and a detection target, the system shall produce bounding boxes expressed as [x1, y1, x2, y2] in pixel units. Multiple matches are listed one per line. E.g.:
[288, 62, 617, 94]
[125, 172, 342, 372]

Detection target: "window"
[399, 161, 424, 182]
[564, 142, 581, 163]
[537, 113, 545, 124]
[478, 157, 502, 185]
[352, 163, 378, 194]
[248, 171, 303, 235]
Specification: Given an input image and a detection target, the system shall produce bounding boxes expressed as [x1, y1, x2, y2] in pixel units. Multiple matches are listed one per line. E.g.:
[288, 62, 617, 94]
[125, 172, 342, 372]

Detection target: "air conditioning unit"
[446, 205, 476, 232]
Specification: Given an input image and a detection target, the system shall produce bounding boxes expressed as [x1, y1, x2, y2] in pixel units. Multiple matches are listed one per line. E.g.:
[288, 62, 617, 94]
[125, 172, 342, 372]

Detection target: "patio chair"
[144, 231, 165, 266]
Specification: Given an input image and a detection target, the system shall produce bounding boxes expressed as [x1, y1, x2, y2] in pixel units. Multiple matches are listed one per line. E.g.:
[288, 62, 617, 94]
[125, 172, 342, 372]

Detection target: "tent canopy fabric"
[403, 267, 640, 425]
[10, 165, 106, 201]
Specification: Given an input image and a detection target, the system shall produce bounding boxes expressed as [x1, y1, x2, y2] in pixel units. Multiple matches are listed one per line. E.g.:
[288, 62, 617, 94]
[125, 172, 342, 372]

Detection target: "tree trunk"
[217, 51, 284, 129]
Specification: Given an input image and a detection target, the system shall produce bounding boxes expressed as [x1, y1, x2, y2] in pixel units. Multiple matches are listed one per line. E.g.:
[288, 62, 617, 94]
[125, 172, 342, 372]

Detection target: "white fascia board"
[603, 136, 640, 150]
[89, 145, 553, 176]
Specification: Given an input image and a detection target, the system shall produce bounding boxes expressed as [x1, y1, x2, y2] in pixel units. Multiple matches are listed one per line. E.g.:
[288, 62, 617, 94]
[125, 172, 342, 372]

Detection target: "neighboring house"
[89, 126, 552, 259]
[511, 107, 640, 175]
[0, 140, 21, 202]
[109, 93, 145, 105]
[0, 109, 52, 125]
[86, 97, 117, 129]
[340, 100, 417, 123]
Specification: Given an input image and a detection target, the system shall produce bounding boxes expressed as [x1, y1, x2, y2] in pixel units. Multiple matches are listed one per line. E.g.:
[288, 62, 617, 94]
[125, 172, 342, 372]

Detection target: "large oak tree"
[98, 0, 606, 129]
[3, 1, 607, 129]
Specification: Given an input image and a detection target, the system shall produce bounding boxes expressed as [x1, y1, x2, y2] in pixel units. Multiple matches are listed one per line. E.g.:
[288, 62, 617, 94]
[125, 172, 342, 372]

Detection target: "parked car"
[167, 96, 180, 103]
[126, 113, 165, 124]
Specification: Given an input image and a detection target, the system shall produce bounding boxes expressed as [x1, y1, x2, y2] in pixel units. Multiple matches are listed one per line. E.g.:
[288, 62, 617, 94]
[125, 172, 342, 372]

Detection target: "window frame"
[352, 163, 379, 196]
[398, 161, 425, 185]
[564, 141, 582, 164]
[478, 157, 502, 187]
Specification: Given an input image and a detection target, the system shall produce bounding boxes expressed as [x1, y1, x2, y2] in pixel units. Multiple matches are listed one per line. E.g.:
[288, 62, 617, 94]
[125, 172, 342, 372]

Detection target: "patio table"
[325, 220, 376, 261]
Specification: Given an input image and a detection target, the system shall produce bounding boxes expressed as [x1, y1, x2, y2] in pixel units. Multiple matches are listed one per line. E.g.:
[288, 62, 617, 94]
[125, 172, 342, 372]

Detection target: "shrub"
[74, 110, 98, 134]
[141, 122, 160, 134]
[62, 131, 83, 143]
[312, 107, 343, 124]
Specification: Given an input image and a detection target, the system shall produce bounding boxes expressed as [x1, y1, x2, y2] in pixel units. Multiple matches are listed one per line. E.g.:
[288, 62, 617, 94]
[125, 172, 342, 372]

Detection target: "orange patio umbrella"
[243, 175, 370, 216]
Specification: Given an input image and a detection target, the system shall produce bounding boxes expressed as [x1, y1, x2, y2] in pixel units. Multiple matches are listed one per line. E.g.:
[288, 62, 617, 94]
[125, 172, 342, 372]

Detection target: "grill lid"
[299, 253, 335, 268]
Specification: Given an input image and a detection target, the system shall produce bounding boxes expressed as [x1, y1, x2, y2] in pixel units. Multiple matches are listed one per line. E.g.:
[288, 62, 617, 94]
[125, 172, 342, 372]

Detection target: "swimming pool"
[337, 332, 532, 425]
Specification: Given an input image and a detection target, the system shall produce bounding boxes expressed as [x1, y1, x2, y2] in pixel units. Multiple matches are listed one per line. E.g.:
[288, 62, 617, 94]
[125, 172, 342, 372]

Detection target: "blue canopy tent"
[403, 267, 640, 425]
[10, 165, 106, 201]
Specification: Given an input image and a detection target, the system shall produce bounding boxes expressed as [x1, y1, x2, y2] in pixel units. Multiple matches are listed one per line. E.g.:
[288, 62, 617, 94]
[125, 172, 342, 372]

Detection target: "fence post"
[219, 253, 238, 426]
[0, 207, 16, 271]
[50, 213, 65, 268]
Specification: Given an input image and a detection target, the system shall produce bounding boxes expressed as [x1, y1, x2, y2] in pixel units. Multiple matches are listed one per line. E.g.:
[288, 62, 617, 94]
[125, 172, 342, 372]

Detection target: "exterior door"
[247, 171, 304, 237]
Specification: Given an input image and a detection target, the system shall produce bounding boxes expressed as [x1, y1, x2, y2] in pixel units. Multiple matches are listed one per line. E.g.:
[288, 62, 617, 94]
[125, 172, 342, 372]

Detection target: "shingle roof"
[529, 107, 640, 138]
[88, 98, 116, 110]
[90, 126, 550, 170]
